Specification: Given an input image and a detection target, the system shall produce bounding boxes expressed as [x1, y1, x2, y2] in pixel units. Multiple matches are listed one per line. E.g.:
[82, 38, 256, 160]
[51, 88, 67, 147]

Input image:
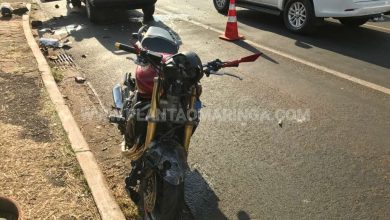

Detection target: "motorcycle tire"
[138, 173, 184, 220]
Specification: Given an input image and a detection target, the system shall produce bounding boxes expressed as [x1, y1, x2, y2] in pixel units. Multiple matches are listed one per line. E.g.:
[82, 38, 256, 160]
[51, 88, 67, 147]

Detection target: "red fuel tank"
[135, 54, 171, 97]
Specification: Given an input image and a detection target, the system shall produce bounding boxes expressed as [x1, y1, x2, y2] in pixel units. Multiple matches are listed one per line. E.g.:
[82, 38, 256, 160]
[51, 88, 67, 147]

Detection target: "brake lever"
[209, 71, 243, 80]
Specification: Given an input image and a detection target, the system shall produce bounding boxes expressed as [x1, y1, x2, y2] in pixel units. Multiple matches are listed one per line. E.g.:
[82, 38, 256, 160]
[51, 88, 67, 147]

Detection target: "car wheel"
[86, 0, 98, 23]
[283, 0, 316, 34]
[339, 18, 369, 27]
[142, 4, 155, 23]
[213, 0, 229, 14]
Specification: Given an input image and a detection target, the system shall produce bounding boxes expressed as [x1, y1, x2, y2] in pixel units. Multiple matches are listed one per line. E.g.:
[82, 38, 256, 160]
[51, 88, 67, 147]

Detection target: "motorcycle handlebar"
[115, 42, 139, 54]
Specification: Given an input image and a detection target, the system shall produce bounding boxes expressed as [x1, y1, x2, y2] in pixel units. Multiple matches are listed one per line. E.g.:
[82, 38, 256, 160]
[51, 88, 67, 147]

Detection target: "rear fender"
[145, 140, 188, 185]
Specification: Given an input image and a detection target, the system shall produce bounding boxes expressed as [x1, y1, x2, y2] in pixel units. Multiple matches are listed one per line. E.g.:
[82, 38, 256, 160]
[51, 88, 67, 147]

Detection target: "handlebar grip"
[115, 42, 138, 54]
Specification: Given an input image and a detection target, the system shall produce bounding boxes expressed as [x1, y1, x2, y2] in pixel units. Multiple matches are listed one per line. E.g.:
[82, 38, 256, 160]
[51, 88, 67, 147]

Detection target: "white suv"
[213, 0, 390, 33]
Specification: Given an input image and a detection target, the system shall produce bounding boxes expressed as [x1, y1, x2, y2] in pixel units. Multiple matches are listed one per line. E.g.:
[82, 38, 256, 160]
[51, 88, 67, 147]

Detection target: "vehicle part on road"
[220, 0, 245, 41]
[111, 25, 261, 219]
[39, 38, 61, 48]
[283, 0, 316, 34]
[338, 17, 369, 27]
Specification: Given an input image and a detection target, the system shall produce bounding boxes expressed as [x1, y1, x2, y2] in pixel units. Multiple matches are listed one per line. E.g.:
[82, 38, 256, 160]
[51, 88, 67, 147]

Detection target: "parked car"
[213, 0, 390, 33]
[70, 0, 157, 23]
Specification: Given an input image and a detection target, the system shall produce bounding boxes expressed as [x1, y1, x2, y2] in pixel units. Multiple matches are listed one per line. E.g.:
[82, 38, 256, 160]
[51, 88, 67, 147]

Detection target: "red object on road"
[219, 0, 244, 41]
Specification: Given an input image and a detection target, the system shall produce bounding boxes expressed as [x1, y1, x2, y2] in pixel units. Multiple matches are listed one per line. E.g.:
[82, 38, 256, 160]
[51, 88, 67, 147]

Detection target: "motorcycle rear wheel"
[139, 172, 184, 220]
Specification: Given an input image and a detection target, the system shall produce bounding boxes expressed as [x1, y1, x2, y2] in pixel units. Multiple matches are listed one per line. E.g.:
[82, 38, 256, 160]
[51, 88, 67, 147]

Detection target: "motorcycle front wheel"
[139, 172, 184, 220]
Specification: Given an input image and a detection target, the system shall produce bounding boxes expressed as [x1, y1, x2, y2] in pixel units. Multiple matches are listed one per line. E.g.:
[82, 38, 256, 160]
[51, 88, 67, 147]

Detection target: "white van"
[213, 0, 390, 33]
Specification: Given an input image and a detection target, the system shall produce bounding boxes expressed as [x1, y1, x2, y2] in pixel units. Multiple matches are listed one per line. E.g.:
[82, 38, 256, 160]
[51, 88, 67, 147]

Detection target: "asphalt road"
[38, 1, 389, 219]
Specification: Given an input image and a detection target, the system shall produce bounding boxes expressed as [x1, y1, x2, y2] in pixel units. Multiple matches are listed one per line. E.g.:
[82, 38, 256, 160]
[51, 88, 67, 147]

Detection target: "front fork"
[144, 77, 197, 154]
[183, 87, 197, 153]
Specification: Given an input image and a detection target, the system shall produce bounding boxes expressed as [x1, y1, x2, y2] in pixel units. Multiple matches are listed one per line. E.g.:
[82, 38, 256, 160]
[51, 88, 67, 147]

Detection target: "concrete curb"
[22, 4, 126, 220]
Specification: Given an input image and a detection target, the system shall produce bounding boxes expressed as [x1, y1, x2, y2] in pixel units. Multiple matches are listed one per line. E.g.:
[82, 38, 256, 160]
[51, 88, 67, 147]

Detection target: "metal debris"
[39, 38, 60, 48]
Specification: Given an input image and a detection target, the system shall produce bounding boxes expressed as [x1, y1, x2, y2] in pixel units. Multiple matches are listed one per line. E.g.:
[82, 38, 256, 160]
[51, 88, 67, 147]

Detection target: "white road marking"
[364, 24, 390, 32]
[157, 8, 390, 96]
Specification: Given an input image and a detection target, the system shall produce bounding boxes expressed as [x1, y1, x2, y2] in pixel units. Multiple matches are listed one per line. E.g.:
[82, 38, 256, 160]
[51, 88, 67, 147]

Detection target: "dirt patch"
[0, 7, 99, 219]
[56, 69, 138, 219]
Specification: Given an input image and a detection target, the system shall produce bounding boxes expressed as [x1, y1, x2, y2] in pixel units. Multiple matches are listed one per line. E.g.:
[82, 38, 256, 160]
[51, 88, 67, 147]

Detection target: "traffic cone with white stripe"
[219, 0, 244, 41]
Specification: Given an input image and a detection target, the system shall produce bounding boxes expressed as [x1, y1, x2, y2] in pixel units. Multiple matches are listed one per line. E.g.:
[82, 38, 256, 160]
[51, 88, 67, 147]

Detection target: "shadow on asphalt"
[185, 169, 228, 220]
[233, 40, 279, 64]
[236, 9, 390, 69]
[40, 4, 182, 57]
[237, 210, 251, 220]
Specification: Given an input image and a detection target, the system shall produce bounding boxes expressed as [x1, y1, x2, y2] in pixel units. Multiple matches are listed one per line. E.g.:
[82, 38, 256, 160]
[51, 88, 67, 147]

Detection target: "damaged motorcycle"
[109, 25, 261, 219]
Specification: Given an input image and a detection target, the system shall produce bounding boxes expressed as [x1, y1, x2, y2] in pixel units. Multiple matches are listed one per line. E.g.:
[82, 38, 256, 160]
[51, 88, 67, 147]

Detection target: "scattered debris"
[102, 147, 108, 152]
[62, 45, 72, 50]
[1, 3, 13, 17]
[81, 54, 87, 58]
[38, 28, 55, 35]
[47, 48, 58, 57]
[55, 4, 59, 9]
[12, 5, 28, 16]
[75, 76, 86, 84]
[278, 119, 283, 128]
[31, 20, 43, 28]
[48, 55, 59, 60]
[39, 38, 61, 48]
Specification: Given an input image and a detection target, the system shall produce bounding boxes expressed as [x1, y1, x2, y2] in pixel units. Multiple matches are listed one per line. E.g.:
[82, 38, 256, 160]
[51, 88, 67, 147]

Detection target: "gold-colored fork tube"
[183, 87, 197, 153]
[144, 77, 159, 149]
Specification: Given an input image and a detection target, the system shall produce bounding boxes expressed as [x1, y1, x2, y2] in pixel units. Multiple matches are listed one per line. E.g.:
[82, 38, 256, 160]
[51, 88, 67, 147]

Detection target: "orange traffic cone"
[219, 0, 244, 41]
